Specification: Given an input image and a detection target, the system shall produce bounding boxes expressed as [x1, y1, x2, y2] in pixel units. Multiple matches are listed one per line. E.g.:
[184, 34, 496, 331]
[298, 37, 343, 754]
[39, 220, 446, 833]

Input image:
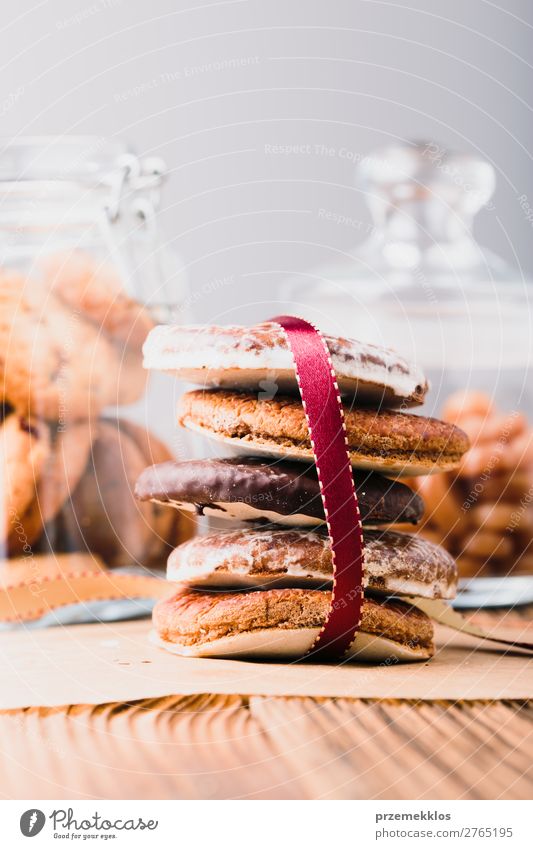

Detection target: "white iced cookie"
[142, 322, 429, 408]
[166, 527, 457, 600]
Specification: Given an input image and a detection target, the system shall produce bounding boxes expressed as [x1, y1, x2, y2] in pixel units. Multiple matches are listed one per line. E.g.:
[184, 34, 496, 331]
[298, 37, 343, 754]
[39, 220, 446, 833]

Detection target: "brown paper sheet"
[1, 618, 532, 710]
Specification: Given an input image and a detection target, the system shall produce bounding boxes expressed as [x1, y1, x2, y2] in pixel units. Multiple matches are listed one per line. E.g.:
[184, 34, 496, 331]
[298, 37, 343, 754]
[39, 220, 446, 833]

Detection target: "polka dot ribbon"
[271, 315, 365, 660]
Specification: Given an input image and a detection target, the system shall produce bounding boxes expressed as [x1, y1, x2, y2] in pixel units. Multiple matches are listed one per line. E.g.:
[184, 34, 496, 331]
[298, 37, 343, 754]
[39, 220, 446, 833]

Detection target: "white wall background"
[1, 0, 532, 324]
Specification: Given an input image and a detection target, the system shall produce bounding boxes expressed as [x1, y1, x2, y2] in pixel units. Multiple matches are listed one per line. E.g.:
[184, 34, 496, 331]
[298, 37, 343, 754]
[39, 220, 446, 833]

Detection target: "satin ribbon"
[0, 560, 170, 623]
[270, 315, 533, 659]
[271, 315, 365, 659]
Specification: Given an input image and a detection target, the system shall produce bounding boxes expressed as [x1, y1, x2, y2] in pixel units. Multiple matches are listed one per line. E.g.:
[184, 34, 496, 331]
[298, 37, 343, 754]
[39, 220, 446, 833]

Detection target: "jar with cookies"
[0, 136, 192, 587]
[290, 140, 533, 579]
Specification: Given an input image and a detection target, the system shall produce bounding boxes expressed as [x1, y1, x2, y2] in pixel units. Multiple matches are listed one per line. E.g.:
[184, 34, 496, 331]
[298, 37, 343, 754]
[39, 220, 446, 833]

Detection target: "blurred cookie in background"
[7, 420, 93, 556]
[41, 251, 154, 352]
[410, 391, 533, 577]
[1, 411, 50, 551]
[41, 252, 151, 407]
[0, 270, 128, 421]
[55, 419, 194, 568]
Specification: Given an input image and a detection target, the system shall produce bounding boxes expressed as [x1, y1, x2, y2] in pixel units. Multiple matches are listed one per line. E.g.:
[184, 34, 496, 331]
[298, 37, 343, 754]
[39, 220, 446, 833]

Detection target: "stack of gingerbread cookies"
[136, 322, 469, 662]
[1, 252, 188, 570]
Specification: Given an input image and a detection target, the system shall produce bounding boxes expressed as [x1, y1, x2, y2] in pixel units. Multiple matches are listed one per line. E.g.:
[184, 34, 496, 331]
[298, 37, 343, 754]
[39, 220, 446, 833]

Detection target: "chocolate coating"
[135, 457, 424, 526]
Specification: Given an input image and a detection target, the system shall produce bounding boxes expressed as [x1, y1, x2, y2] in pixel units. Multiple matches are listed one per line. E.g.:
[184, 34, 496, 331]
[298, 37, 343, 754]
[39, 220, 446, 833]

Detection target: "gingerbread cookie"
[167, 526, 457, 599]
[1, 412, 50, 547]
[7, 421, 95, 555]
[178, 390, 469, 476]
[135, 457, 424, 527]
[152, 589, 434, 661]
[42, 251, 154, 351]
[0, 271, 127, 420]
[143, 322, 428, 407]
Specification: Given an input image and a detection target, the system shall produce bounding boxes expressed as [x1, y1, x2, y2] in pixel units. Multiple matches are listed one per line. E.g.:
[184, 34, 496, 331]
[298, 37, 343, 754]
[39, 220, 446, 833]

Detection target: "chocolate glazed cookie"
[135, 457, 424, 527]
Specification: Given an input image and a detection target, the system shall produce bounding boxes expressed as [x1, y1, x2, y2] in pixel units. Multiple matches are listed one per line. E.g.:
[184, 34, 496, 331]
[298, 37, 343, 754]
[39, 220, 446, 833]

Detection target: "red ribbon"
[271, 315, 365, 660]
[271, 317, 533, 660]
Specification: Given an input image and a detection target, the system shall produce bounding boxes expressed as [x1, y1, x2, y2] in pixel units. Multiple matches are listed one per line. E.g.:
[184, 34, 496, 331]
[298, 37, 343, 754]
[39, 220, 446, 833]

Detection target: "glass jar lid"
[0, 136, 166, 227]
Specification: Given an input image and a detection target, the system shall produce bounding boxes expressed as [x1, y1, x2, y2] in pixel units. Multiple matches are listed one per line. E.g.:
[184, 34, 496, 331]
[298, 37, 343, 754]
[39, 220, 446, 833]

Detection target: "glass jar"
[287, 140, 533, 577]
[0, 136, 190, 572]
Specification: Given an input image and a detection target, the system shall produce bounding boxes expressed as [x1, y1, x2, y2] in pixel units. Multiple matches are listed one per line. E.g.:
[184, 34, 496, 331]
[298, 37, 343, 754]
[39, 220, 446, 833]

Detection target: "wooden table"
[1, 608, 532, 800]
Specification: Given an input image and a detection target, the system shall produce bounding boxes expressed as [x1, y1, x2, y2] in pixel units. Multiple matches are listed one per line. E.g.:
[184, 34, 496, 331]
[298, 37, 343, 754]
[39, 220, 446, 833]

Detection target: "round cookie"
[39, 422, 94, 524]
[152, 589, 434, 662]
[42, 254, 149, 406]
[0, 271, 128, 420]
[135, 457, 424, 527]
[60, 419, 158, 567]
[58, 419, 193, 567]
[143, 322, 428, 408]
[0, 273, 65, 419]
[7, 420, 94, 555]
[178, 390, 470, 476]
[42, 251, 154, 351]
[1, 413, 50, 546]
[167, 527, 457, 600]
[117, 419, 195, 559]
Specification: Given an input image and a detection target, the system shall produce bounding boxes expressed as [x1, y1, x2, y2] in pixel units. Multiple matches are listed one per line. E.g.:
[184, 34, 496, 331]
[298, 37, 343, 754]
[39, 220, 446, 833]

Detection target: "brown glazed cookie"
[135, 457, 424, 527]
[58, 419, 192, 567]
[117, 419, 195, 559]
[1, 413, 50, 547]
[42, 253, 149, 406]
[178, 390, 470, 476]
[41, 251, 154, 351]
[166, 527, 457, 600]
[0, 271, 128, 421]
[60, 419, 156, 567]
[152, 588, 434, 661]
[7, 421, 94, 555]
[117, 419, 176, 469]
[143, 322, 428, 407]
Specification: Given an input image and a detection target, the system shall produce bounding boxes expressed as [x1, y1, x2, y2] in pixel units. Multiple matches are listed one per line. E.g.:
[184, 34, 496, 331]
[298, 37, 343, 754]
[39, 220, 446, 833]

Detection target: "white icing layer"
[142, 323, 427, 403]
[166, 527, 457, 600]
[149, 627, 431, 662]
[157, 498, 320, 527]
